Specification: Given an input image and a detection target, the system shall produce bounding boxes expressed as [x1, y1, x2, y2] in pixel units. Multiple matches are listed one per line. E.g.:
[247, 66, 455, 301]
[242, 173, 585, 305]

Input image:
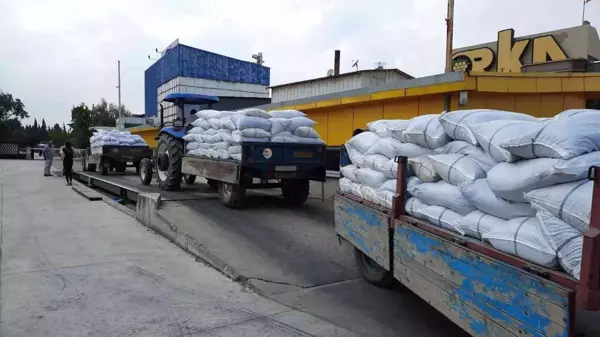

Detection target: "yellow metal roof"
[266, 72, 600, 112]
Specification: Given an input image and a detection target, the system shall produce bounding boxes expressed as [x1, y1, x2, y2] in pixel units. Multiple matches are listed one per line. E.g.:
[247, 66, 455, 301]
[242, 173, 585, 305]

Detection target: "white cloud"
[0, 0, 598, 125]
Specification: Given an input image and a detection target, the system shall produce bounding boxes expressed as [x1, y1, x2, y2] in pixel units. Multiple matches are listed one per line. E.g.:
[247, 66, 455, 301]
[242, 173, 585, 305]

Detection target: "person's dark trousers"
[63, 160, 73, 183]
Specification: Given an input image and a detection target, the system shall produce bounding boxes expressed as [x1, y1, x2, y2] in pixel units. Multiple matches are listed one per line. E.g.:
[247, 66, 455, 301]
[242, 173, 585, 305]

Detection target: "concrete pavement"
[0, 160, 357, 337]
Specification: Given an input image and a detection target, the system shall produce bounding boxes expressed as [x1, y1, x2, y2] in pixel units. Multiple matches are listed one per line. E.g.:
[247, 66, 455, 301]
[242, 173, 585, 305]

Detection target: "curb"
[134, 193, 260, 293]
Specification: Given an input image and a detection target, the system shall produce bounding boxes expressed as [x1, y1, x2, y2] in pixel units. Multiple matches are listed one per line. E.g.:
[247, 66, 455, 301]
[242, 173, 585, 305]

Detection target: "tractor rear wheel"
[155, 133, 183, 191]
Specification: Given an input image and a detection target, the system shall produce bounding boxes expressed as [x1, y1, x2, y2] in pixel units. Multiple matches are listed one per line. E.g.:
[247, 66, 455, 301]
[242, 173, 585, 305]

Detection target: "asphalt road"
[71, 168, 468, 337]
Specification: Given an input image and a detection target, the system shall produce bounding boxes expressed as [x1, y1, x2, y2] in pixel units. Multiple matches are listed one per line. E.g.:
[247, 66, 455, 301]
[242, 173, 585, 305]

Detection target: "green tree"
[90, 98, 131, 127]
[0, 91, 29, 122]
[70, 103, 93, 148]
[48, 123, 69, 147]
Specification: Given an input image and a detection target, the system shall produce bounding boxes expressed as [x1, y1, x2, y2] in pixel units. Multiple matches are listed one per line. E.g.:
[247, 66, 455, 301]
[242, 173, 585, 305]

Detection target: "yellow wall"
[306, 91, 589, 146]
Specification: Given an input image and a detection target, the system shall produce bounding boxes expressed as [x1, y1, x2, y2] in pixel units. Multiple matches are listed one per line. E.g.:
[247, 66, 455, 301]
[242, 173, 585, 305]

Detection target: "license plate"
[273, 172, 297, 179]
[275, 165, 297, 172]
[127, 162, 133, 165]
[294, 151, 313, 158]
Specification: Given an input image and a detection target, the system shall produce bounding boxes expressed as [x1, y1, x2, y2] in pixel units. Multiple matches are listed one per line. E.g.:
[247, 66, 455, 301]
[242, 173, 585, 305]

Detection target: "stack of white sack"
[90, 130, 147, 155]
[341, 108, 600, 279]
[184, 108, 323, 161]
[474, 109, 600, 279]
[268, 109, 325, 145]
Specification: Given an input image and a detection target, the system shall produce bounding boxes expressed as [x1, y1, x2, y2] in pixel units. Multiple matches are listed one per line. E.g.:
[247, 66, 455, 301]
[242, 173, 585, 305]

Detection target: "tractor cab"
[140, 93, 219, 191]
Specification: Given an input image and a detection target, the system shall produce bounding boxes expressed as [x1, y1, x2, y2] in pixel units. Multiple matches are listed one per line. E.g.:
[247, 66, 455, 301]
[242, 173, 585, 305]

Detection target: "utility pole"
[444, 0, 455, 111]
[117, 60, 122, 118]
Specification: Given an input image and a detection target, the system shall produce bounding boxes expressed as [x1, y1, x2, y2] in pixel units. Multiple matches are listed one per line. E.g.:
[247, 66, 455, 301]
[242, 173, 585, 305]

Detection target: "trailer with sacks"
[82, 128, 151, 175]
[138, 93, 327, 208]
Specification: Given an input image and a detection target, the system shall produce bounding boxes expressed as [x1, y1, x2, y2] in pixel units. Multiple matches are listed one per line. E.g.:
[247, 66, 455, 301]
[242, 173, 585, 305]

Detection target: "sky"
[0, 0, 598, 126]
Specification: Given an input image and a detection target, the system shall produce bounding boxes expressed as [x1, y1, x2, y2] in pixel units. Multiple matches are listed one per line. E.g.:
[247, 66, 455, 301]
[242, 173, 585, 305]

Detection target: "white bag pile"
[340, 108, 600, 279]
[90, 130, 147, 155]
[184, 108, 325, 161]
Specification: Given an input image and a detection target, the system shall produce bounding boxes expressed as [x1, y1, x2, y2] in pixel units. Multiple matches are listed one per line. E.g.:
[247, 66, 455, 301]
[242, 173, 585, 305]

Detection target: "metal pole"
[117, 60, 122, 118]
[582, 0, 587, 25]
[443, 0, 455, 112]
[445, 0, 455, 72]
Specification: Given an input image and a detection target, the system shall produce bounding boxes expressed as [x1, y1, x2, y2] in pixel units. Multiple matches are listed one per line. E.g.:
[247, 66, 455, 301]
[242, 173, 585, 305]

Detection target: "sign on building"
[452, 24, 600, 72]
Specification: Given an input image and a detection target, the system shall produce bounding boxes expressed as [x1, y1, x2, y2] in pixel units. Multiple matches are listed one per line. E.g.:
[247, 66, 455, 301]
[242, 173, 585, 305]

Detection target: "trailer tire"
[87, 164, 96, 172]
[156, 133, 183, 191]
[184, 174, 196, 185]
[354, 248, 395, 288]
[206, 179, 218, 190]
[281, 179, 310, 206]
[139, 158, 152, 185]
[219, 182, 245, 209]
[82, 157, 87, 171]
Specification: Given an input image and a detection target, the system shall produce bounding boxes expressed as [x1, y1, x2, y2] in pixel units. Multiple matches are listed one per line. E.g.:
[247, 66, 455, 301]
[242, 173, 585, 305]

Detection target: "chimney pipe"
[334, 50, 341, 75]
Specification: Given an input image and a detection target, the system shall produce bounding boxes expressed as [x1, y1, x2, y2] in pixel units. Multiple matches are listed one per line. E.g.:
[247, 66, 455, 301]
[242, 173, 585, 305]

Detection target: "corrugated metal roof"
[268, 69, 414, 89]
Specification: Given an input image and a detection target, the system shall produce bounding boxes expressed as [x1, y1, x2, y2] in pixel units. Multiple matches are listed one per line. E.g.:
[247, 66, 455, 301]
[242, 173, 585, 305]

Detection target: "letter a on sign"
[497, 29, 529, 72]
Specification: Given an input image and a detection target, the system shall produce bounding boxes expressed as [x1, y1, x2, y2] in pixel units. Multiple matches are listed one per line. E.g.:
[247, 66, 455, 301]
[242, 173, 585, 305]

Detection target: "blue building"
[144, 41, 271, 121]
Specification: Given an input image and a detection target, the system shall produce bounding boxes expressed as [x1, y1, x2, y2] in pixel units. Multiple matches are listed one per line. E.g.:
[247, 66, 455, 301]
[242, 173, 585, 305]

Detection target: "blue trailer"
[181, 142, 326, 208]
[335, 151, 600, 336]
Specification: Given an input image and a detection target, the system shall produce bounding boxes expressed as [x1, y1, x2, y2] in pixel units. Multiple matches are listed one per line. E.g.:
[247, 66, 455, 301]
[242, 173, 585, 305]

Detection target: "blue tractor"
[139, 93, 219, 191]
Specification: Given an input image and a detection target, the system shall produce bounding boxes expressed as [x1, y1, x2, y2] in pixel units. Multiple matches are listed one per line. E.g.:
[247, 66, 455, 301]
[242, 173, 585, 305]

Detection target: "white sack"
[350, 182, 364, 199]
[270, 118, 293, 134]
[407, 181, 476, 215]
[483, 217, 558, 268]
[228, 145, 242, 154]
[419, 205, 464, 234]
[231, 134, 270, 143]
[500, 114, 600, 159]
[367, 120, 394, 138]
[236, 108, 271, 119]
[356, 168, 388, 189]
[340, 164, 359, 182]
[439, 109, 537, 145]
[553, 151, 600, 177]
[208, 118, 221, 129]
[190, 118, 206, 127]
[434, 140, 497, 172]
[269, 109, 306, 118]
[553, 109, 599, 120]
[363, 154, 390, 171]
[222, 115, 272, 131]
[460, 179, 535, 220]
[429, 154, 486, 186]
[231, 154, 242, 161]
[536, 210, 582, 279]
[459, 211, 508, 240]
[339, 177, 353, 193]
[405, 197, 429, 219]
[379, 176, 422, 193]
[194, 109, 220, 119]
[525, 180, 592, 233]
[361, 185, 380, 204]
[408, 156, 439, 182]
[346, 132, 381, 154]
[365, 137, 433, 159]
[188, 126, 206, 134]
[293, 126, 320, 138]
[186, 142, 200, 151]
[233, 129, 270, 138]
[377, 190, 395, 209]
[403, 114, 451, 149]
[487, 158, 584, 203]
[345, 144, 366, 168]
[470, 120, 543, 162]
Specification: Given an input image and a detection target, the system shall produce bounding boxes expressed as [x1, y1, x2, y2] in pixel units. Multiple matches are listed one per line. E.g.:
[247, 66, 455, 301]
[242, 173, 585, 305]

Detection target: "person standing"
[42, 142, 54, 177]
[62, 142, 74, 186]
